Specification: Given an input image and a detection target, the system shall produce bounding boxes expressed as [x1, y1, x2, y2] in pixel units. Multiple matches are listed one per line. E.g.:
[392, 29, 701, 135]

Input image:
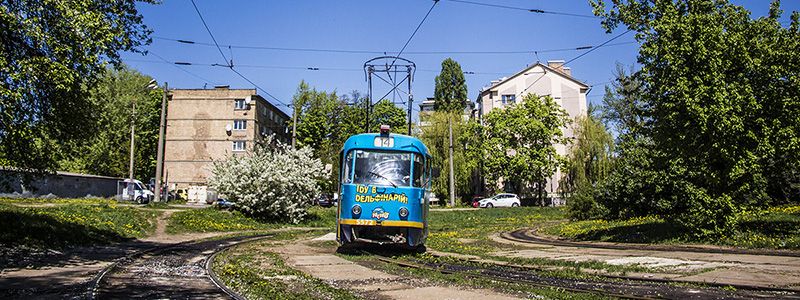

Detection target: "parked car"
[316, 194, 336, 207]
[119, 179, 153, 204]
[216, 198, 235, 209]
[477, 193, 521, 208]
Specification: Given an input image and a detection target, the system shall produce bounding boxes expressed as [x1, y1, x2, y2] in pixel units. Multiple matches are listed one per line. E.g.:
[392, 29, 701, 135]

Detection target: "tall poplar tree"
[433, 58, 468, 113]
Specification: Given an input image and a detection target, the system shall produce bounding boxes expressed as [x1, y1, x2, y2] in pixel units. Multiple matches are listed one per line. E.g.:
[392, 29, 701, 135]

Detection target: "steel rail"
[368, 254, 655, 300]
[505, 228, 800, 258]
[87, 234, 272, 300]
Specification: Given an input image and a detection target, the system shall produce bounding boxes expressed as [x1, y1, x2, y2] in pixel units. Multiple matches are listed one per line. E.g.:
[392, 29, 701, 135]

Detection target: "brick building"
[163, 86, 290, 190]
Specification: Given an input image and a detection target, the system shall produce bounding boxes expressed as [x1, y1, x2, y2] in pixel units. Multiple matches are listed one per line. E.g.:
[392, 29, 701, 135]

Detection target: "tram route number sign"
[374, 136, 394, 148]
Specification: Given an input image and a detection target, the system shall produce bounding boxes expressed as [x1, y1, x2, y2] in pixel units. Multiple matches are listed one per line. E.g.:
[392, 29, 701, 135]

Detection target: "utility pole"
[128, 96, 136, 198]
[407, 68, 413, 135]
[154, 82, 168, 202]
[448, 117, 455, 207]
[292, 103, 298, 147]
[366, 68, 373, 133]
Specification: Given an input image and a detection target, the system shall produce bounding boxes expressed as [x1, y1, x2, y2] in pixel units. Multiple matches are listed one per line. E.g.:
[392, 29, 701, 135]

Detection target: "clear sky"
[121, 0, 799, 116]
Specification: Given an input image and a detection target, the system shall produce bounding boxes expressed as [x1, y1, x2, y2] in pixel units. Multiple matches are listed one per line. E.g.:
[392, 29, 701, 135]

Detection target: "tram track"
[87, 234, 270, 300]
[504, 228, 800, 258]
[357, 249, 800, 300]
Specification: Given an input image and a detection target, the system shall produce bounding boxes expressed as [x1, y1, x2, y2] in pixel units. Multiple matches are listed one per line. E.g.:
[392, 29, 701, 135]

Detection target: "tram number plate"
[356, 219, 376, 226]
[374, 136, 394, 148]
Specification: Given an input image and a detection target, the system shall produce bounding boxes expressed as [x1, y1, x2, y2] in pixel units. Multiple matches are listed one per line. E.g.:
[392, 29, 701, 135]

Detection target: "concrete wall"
[164, 87, 290, 189]
[0, 170, 123, 198]
[477, 62, 589, 199]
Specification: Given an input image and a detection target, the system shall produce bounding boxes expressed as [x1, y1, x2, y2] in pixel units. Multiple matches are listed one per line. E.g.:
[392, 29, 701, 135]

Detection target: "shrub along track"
[87, 234, 270, 300]
[357, 249, 800, 300]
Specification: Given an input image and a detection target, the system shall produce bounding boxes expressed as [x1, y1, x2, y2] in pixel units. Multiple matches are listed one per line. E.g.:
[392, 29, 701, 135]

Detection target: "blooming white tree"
[209, 136, 325, 223]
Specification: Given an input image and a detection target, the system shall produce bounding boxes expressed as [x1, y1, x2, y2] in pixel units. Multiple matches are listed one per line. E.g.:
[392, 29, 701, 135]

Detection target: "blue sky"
[122, 0, 799, 116]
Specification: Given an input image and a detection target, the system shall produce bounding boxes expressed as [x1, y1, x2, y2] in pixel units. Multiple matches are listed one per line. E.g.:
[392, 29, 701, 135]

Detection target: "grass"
[425, 207, 668, 274]
[0, 197, 117, 205]
[166, 206, 336, 234]
[427, 207, 563, 255]
[212, 239, 359, 300]
[542, 205, 800, 250]
[0, 201, 158, 250]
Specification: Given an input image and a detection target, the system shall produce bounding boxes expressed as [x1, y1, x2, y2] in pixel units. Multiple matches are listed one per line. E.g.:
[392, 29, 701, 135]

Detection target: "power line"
[124, 58, 520, 76]
[228, 67, 290, 107]
[389, 0, 439, 67]
[153, 36, 636, 56]
[189, 0, 229, 66]
[523, 30, 631, 94]
[565, 30, 632, 65]
[444, 0, 600, 19]
[146, 51, 219, 85]
[189, 0, 289, 109]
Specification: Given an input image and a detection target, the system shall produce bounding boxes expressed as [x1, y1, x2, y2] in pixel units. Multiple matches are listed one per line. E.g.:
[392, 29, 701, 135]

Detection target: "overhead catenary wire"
[190, 0, 229, 66]
[153, 36, 636, 56]
[189, 0, 289, 108]
[146, 51, 220, 85]
[443, 0, 600, 19]
[522, 30, 632, 94]
[123, 58, 520, 76]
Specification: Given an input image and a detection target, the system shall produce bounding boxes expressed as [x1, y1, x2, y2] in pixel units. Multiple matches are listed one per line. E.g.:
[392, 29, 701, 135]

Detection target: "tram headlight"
[352, 204, 362, 216]
[399, 207, 409, 219]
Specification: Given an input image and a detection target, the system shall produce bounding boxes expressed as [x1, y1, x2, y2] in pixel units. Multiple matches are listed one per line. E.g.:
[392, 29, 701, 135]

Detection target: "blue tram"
[337, 125, 431, 250]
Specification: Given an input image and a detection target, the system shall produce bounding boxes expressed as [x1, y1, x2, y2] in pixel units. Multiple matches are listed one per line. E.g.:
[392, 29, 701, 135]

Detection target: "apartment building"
[476, 60, 589, 203]
[163, 86, 290, 190]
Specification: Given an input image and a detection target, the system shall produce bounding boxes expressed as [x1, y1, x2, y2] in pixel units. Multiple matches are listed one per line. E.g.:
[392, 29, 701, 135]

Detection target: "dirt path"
[491, 230, 800, 291]
[1, 208, 237, 299]
[272, 233, 522, 300]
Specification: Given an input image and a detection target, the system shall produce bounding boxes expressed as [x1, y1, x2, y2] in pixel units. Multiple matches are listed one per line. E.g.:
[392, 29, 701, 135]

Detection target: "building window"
[232, 141, 246, 151]
[501, 94, 516, 104]
[233, 120, 247, 130]
[234, 99, 246, 110]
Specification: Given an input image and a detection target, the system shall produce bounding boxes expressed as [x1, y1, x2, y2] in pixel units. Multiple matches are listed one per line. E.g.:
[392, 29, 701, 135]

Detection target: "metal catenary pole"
[366, 68, 372, 133]
[154, 82, 168, 202]
[407, 69, 413, 135]
[292, 103, 298, 147]
[128, 96, 136, 198]
[448, 117, 455, 207]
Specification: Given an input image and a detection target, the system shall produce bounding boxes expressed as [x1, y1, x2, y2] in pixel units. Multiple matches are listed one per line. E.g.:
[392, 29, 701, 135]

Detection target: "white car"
[478, 193, 520, 208]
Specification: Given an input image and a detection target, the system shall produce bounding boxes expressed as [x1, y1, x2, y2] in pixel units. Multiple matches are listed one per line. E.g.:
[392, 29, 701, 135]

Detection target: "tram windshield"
[352, 150, 412, 187]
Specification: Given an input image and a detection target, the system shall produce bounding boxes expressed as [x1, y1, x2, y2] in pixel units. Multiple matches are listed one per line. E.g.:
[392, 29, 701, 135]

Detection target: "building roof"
[479, 62, 589, 97]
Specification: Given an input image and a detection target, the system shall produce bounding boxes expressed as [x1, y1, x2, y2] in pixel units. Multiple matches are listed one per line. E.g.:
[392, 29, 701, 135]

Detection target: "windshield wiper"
[368, 171, 398, 188]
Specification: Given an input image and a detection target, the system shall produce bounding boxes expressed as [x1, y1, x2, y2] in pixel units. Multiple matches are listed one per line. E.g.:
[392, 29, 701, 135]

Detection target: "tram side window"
[424, 156, 431, 188]
[342, 151, 353, 184]
[353, 150, 411, 187]
[413, 154, 423, 187]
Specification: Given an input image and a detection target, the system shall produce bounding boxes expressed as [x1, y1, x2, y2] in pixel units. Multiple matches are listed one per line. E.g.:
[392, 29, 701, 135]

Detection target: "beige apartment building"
[477, 60, 589, 203]
[163, 86, 290, 190]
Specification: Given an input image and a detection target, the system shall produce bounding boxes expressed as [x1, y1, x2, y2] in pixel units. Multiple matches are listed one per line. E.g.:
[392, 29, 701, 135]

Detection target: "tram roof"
[342, 133, 429, 155]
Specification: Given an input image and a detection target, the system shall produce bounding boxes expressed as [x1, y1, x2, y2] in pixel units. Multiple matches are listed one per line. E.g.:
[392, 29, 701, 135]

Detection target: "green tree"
[481, 94, 570, 204]
[58, 65, 162, 181]
[561, 110, 615, 219]
[0, 0, 153, 175]
[290, 82, 407, 193]
[433, 58, 468, 113]
[592, 0, 800, 234]
[419, 111, 477, 202]
[370, 99, 407, 133]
